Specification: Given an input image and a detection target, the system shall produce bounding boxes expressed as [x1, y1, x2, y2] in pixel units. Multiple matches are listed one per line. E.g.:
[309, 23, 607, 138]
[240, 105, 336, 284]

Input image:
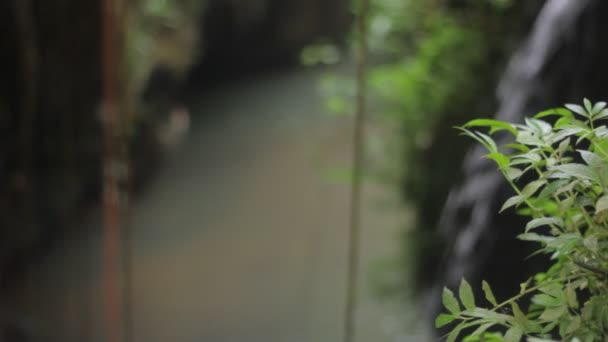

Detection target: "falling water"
[425, 0, 592, 318]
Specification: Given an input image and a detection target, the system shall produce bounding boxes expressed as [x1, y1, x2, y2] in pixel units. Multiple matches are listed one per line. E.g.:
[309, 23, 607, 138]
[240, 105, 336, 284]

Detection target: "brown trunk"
[101, 0, 128, 341]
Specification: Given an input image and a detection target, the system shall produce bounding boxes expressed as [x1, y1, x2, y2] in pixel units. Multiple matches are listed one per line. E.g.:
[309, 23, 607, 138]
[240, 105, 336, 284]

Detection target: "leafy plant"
[436, 100, 608, 341]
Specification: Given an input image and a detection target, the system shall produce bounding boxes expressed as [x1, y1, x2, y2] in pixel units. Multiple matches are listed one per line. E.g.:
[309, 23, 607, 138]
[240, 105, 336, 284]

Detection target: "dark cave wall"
[0, 0, 102, 288]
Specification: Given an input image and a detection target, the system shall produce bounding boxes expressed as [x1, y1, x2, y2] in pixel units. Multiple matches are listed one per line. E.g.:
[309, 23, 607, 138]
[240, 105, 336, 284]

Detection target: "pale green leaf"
[504, 326, 523, 342]
[521, 180, 546, 198]
[578, 150, 606, 169]
[594, 195, 608, 222]
[470, 322, 495, 337]
[517, 233, 555, 243]
[594, 108, 608, 120]
[505, 167, 523, 180]
[511, 302, 527, 326]
[459, 279, 475, 310]
[501, 195, 523, 213]
[592, 101, 607, 115]
[482, 280, 497, 306]
[584, 98, 593, 113]
[525, 217, 563, 233]
[565, 104, 588, 118]
[442, 287, 460, 315]
[539, 305, 567, 322]
[549, 163, 598, 182]
[435, 313, 456, 328]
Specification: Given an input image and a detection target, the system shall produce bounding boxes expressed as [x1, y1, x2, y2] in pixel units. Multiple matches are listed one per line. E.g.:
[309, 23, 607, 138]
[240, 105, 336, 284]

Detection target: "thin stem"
[343, 1, 369, 342]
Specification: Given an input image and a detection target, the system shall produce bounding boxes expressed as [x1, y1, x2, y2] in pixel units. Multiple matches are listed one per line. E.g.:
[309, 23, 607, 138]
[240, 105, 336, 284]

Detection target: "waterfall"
[424, 0, 592, 319]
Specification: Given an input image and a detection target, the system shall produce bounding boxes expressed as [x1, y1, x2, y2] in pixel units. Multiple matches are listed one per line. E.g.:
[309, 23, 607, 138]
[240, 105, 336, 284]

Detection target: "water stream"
[426, 0, 592, 317]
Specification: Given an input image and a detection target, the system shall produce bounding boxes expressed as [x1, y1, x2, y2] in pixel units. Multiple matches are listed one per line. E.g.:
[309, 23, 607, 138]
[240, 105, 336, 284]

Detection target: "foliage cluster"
[318, 0, 542, 297]
[437, 100, 608, 341]
[127, 0, 204, 109]
[322, 0, 538, 231]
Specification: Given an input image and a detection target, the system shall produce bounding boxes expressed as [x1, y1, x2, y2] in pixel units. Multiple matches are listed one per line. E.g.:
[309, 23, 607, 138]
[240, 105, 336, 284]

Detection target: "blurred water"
[429, 0, 591, 317]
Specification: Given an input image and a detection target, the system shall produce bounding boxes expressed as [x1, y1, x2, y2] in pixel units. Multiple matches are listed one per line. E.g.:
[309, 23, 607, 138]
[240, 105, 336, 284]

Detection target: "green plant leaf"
[505, 167, 523, 180]
[517, 233, 554, 243]
[482, 280, 497, 306]
[550, 127, 584, 144]
[442, 287, 461, 315]
[486, 152, 510, 170]
[504, 326, 523, 342]
[592, 101, 607, 115]
[539, 305, 567, 322]
[464, 118, 518, 135]
[459, 279, 476, 310]
[584, 98, 593, 113]
[466, 308, 511, 323]
[594, 195, 608, 222]
[578, 150, 606, 170]
[521, 180, 546, 198]
[534, 107, 573, 119]
[549, 163, 598, 182]
[435, 313, 456, 328]
[501, 195, 523, 213]
[594, 108, 608, 120]
[511, 302, 528, 326]
[525, 217, 563, 233]
[566, 104, 588, 118]
[517, 131, 544, 147]
[470, 322, 495, 337]
[538, 283, 563, 298]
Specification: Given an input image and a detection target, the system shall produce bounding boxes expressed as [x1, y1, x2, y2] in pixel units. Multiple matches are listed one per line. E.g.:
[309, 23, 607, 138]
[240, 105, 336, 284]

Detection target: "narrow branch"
[343, 1, 369, 342]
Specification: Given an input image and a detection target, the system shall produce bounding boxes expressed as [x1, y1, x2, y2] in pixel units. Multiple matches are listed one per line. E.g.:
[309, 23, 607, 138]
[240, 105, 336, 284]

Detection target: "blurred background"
[2, 0, 608, 341]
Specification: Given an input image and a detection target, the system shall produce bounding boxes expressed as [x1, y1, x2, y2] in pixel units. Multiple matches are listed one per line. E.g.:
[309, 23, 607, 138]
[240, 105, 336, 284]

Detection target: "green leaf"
[578, 150, 607, 169]
[435, 313, 456, 328]
[466, 308, 512, 323]
[505, 167, 523, 180]
[565, 103, 588, 118]
[592, 101, 607, 115]
[535, 292, 562, 306]
[511, 302, 527, 326]
[442, 287, 461, 315]
[517, 233, 554, 243]
[527, 338, 559, 342]
[594, 108, 608, 120]
[550, 127, 584, 144]
[584, 98, 593, 113]
[512, 151, 542, 163]
[470, 322, 495, 337]
[525, 217, 564, 233]
[565, 315, 581, 335]
[486, 152, 510, 170]
[459, 279, 476, 310]
[446, 324, 462, 342]
[464, 119, 518, 135]
[521, 180, 546, 198]
[538, 283, 563, 298]
[539, 305, 567, 321]
[501, 195, 523, 213]
[458, 128, 496, 153]
[594, 195, 608, 222]
[482, 280, 497, 306]
[478, 132, 498, 153]
[549, 163, 598, 182]
[504, 326, 523, 342]
[534, 107, 573, 119]
[504, 143, 530, 153]
[517, 131, 544, 146]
